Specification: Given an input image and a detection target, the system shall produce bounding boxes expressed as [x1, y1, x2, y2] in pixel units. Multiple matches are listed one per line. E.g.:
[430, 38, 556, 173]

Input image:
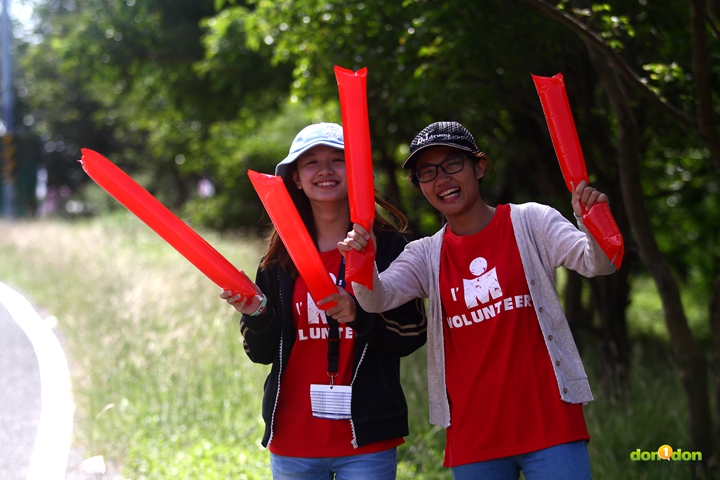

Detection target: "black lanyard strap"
[326, 257, 346, 380]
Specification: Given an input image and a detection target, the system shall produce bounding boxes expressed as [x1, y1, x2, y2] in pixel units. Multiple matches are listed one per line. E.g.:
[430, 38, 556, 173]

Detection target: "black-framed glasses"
[414, 155, 467, 183]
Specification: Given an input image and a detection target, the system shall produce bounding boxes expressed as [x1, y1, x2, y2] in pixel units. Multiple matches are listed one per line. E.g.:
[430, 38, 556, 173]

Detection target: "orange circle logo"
[658, 444, 673, 460]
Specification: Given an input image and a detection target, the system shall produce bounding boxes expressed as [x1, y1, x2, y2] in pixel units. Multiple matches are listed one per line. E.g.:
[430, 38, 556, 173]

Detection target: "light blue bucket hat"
[275, 122, 345, 180]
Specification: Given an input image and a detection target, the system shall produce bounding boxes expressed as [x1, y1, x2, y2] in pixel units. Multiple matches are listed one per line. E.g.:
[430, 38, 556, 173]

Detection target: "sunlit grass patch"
[124, 431, 269, 480]
[0, 215, 270, 477]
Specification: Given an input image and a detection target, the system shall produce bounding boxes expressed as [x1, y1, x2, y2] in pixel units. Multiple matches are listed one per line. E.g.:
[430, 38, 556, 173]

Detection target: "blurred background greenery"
[0, 0, 718, 478]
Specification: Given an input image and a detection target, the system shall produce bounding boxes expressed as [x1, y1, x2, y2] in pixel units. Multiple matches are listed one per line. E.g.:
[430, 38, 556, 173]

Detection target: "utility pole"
[1, 0, 15, 218]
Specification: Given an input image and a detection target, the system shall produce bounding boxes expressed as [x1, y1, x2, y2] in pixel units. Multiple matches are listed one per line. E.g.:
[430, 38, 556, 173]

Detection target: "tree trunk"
[589, 272, 631, 400]
[585, 183, 633, 399]
[576, 78, 635, 398]
[564, 269, 591, 351]
[689, 0, 720, 166]
[711, 275, 720, 454]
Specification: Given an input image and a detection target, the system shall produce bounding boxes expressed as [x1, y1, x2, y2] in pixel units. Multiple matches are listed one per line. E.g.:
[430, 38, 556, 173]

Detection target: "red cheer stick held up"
[248, 170, 339, 309]
[79, 149, 256, 298]
[531, 73, 588, 193]
[334, 65, 376, 290]
[531, 73, 624, 269]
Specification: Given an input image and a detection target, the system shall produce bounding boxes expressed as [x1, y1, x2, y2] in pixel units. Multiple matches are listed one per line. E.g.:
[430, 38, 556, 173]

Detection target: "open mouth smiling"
[315, 180, 339, 187]
[438, 187, 460, 200]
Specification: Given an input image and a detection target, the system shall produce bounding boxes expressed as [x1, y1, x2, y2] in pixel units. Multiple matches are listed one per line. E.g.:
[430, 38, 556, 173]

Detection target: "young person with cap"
[339, 121, 617, 479]
[220, 122, 427, 479]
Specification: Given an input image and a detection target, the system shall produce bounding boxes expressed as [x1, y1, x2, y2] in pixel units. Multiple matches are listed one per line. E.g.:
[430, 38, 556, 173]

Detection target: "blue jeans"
[451, 440, 592, 480]
[270, 448, 397, 480]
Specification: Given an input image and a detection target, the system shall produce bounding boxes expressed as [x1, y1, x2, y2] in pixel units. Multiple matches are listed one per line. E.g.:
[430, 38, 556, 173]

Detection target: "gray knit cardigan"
[352, 202, 617, 428]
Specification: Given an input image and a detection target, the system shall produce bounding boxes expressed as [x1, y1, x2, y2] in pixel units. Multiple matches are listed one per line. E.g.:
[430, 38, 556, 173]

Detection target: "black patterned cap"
[402, 121, 480, 169]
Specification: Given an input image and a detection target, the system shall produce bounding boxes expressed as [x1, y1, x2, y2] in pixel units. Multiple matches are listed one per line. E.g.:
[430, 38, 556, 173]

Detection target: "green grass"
[0, 214, 271, 478]
[583, 341, 697, 479]
[0, 214, 709, 479]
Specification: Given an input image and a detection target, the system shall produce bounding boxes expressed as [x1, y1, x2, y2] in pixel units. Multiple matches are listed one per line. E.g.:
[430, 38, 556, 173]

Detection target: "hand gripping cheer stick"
[531, 73, 624, 269]
[79, 149, 256, 298]
[248, 170, 339, 309]
[334, 65, 376, 290]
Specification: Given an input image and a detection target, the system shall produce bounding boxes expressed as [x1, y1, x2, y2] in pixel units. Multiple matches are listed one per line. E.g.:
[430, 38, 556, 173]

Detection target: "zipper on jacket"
[349, 343, 368, 448]
[267, 332, 282, 446]
[267, 272, 284, 446]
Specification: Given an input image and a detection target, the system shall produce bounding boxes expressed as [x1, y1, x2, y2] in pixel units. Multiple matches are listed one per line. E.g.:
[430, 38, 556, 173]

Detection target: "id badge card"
[310, 384, 352, 420]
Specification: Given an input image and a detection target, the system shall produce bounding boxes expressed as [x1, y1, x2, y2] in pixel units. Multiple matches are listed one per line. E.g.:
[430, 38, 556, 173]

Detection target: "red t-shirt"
[269, 248, 403, 456]
[439, 204, 588, 467]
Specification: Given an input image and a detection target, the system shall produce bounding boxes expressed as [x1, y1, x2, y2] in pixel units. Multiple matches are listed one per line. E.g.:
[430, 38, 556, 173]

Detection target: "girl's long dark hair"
[259, 163, 408, 276]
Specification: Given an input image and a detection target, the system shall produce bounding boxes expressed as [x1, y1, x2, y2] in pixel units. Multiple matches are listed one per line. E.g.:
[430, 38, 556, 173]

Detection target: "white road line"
[0, 282, 74, 480]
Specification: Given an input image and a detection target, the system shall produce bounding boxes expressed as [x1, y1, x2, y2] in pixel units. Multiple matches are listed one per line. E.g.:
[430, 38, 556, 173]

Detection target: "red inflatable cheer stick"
[80, 148, 255, 297]
[248, 170, 339, 309]
[79, 149, 256, 297]
[531, 73, 624, 269]
[334, 65, 376, 290]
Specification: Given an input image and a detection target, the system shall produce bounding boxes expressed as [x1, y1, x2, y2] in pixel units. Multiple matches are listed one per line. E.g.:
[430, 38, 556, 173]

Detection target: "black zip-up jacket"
[240, 230, 427, 449]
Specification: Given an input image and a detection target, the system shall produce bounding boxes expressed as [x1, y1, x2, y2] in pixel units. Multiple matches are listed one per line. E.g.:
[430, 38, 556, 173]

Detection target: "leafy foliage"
[19, 0, 293, 215]
[18, 0, 717, 274]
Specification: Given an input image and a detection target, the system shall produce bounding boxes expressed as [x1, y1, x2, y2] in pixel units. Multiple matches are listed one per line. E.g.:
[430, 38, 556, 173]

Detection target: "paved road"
[0, 301, 42, 480]
[0, 283, 130, 480]
[0, 283, 74, 480]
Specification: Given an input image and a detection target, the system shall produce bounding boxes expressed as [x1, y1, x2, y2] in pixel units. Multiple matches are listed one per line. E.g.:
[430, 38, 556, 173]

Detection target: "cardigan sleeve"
[352, 235, 434, 314]
[529, 203, 616, 277]
[347, 231, 427, 357]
